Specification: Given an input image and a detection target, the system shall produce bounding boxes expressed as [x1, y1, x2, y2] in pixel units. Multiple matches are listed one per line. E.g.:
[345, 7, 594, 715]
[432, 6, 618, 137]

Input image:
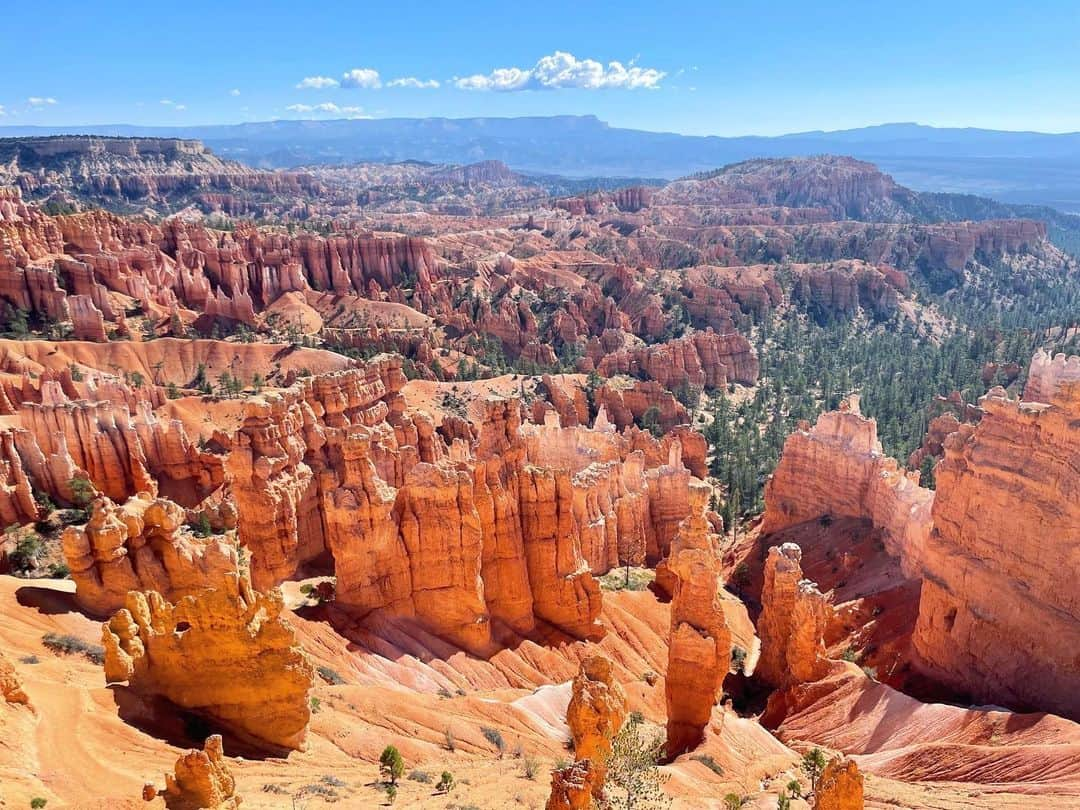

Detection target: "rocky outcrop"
[665, 480, 730, 756]
[912, 378, 1080, 720]
[546, 759, 598, 810]
[62, 493, 239, 617]
[815, 757, 864, 810]
[566, 655, 627, 795]
[592, 329, 758, 390]
[756, 544, 830, 688]
[161, 735, 242, 810]
[762, 398, 933, 577]
[1024, 349, 1080, 404]
[0, 652, 29, 705]
[102, 573, 314, 750]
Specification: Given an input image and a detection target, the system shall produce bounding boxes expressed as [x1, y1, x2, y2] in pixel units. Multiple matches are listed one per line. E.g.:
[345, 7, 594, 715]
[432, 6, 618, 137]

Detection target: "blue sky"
[4, 0, 1079, 135]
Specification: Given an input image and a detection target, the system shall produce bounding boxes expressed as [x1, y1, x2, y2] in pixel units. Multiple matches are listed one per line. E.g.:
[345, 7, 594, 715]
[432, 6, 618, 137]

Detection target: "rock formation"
[756, 543, 830, 688]
[160, 735, 242, 810]
[546, 759, 599, 810]
[913, 376, 1080, 720]
[815, 756, 864, 810]
[762, 397, 933, 577]
[566, 655, 627, 795]
[1024, 349, 1080, 403]
[102, 572, 314, 750]
[665, 480, 731, 756]
[62, 493, 239, 616]
[0, 652, 29, 705]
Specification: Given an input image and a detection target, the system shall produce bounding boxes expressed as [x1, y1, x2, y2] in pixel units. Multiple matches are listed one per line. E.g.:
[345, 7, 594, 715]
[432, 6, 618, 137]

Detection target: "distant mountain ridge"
[3, 117, 1080, 211]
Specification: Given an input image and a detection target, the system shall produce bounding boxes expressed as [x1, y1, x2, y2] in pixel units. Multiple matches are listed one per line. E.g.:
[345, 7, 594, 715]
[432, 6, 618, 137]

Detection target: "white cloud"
[174, 104, 187, 111]
[28, 96, 58, 106]
[296, 75, 339, 89]
[285, 102, 365, 118]
[229, 88, 241, 96]
[0, 105, 5, 116]
[387, 77, 440, 89]
[160, 98, 175, 105]
[340, 68, 381, 89]
[454, 51, 665, 91]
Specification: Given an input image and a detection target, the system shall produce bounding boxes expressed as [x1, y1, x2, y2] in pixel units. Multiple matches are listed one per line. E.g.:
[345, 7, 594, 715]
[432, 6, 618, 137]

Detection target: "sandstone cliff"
[762, 398, 933, 577]
[102, 573, 314, 750]
[913, 378, 1080, 720]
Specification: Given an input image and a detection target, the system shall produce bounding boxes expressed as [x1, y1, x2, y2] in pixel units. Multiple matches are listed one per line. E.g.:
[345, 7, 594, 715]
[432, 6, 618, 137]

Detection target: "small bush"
[385, 784, 397, 805]
[41, 633, 104, 665]
[523, 757, 539, 780]
[299, 783, 338, 801]
[444, 726, 456, 752]
[407, 770, 432, 783]
[31, 799, 47, 809]
[438, 687, 453, 699]
[436, 771, 456, 794]
[261, 784, 289, 795]
[785, 779, 802, 799]
[481, 726, 506, 757]
[310, 696, 321, 713]
[20, 655, 40, 665]
[628, 710, 645, 725]
[690, 753, 724, 776]
[48, 562, 70, 579]
[317, 665, 346, 685]
[862, 665, 878, 681]
[841, 647, 858, 662]
[320, 775, 346, 788]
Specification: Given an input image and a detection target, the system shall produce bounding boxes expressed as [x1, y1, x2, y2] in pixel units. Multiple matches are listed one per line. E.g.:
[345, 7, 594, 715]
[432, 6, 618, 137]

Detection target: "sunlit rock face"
[913, 374, 1080, 720]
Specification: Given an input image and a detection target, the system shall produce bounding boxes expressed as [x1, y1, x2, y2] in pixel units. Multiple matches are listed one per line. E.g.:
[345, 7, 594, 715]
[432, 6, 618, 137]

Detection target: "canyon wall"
[913, 380, 1080, 720]
[762, 398, 933, 577]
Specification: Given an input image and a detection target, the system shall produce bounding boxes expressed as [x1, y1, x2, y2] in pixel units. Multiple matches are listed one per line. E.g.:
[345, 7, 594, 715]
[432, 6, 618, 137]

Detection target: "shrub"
[31, 799, 47, 809]
[436, 771, 455, 794]
[68, 476, 94, 508]
[310, 696, 321, 713]
[841, 647, 858, 662]
[317, 666, 346, 685]
[261, 784, 289, 795]
[41, 633, 104, 665]
[628, 710, 645, 725]
[444, 726, 456, 751]
[48, 562, 70, 579]
[777, 790, 791, 810]
[786, 779, 802, 798]
[723, 794, 746, 810]
[379, 745, 404, 785]
[20, 655, 40, 665]
[385, 784, 397, 805]
[523, 757, 539, 780]
[731, 646, 747, 674]
[438, 687, 453, 699]
[9, 533, 45, 573]
[862, 665, 878, 681]
[407, 770, 432, 783]
[320, 775, 346, 788]
[481, 726, 506, 757]
[690, 753, 724, 776]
